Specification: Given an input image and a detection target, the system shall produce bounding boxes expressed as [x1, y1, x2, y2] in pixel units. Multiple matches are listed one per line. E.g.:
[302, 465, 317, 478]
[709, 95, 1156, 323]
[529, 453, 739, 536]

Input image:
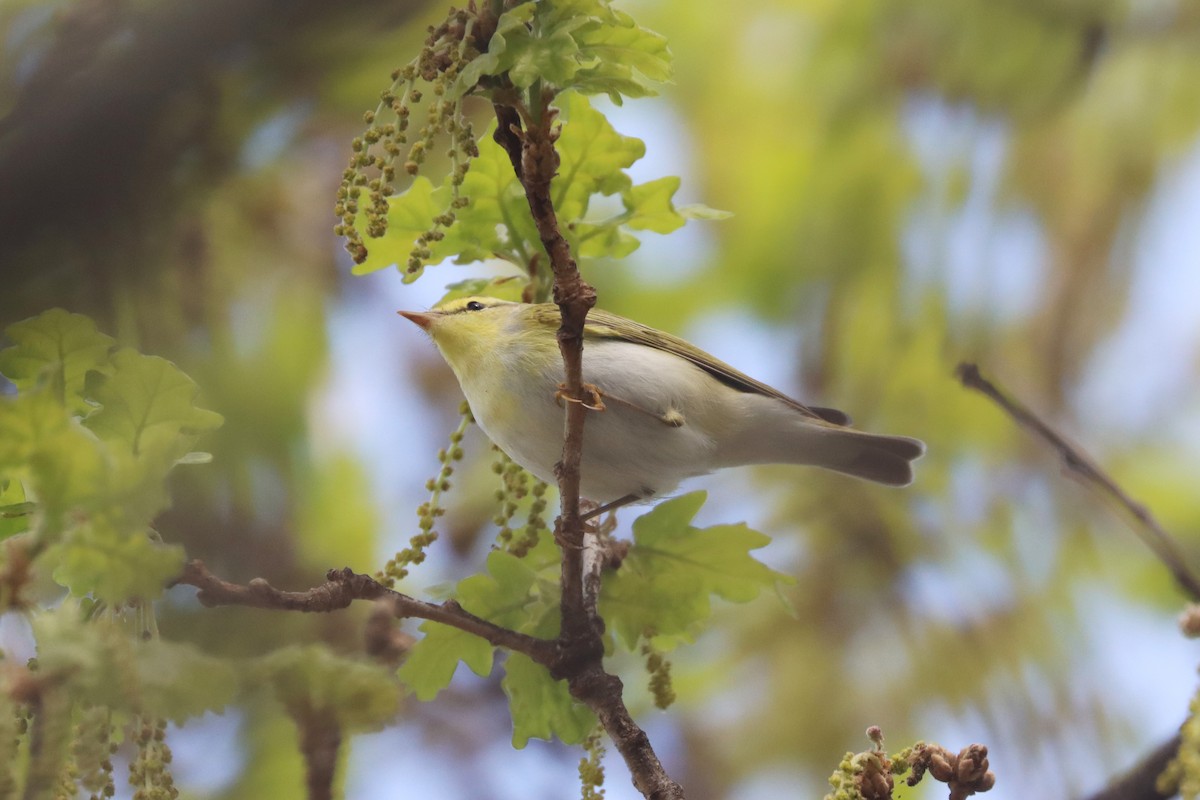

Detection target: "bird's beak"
[398, 310, 436, 330]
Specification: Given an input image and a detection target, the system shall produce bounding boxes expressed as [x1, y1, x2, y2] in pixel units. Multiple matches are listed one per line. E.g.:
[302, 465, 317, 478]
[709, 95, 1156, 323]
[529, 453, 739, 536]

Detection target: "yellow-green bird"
[400, 297, 924, 511]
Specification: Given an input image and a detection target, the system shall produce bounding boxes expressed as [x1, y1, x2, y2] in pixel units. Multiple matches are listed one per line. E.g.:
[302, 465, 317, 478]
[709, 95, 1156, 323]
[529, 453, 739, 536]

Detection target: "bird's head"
[399, 296, 524, 372]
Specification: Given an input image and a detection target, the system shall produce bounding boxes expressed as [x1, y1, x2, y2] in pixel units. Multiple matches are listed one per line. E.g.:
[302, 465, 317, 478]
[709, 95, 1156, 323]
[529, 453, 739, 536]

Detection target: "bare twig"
[176, 561, 556, 663]
[956, 362, 1200, 601]
[1078, 732, 1180, 800]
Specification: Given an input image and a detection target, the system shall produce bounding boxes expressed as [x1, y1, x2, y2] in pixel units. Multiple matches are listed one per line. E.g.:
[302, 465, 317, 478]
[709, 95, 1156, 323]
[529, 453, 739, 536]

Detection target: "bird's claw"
[555, 382, 606, 412]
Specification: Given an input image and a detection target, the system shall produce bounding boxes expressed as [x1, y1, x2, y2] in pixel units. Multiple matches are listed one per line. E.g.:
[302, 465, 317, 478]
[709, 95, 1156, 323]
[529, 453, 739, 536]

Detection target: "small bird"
[400, 297, 924, 513]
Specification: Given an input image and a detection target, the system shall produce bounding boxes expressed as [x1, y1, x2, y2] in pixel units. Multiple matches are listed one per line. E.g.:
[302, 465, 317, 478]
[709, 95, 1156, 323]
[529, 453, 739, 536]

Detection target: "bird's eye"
[466, 300, 485, 312]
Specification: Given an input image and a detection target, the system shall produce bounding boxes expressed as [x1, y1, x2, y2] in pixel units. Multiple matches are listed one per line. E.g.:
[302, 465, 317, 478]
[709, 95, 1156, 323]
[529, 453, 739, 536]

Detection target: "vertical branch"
[491, 94, 682, 799]
[295, 708, 341, 800]
[492, 94, 596, 640]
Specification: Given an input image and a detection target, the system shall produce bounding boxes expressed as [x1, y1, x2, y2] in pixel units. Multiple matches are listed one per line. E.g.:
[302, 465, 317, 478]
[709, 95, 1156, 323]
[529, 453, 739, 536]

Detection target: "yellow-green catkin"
[380, 402, 471, 587]
[71, 706, 116, 800]
[641, 638, 676, 710]
[579, 729, 606, 800]
[1160, 682, 1200, 798]
[336, 5, 480, 269]
[25, 689, 73, 800]
[492, 448, 549, 557]
[129, 718, 177, 800]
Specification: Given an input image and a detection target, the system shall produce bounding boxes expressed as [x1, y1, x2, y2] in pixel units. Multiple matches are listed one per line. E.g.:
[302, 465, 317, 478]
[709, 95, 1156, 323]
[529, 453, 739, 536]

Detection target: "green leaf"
[452, 2, 539, 97]
[504, 15, 589, 90]
[351, 176, 452, 278]
[260, 645, 402, 732]
[440, 276, 529, 304]
[0, 309, 114, 414]
[32, 610, 239, 723]
[399, 539, 561, 700]
[623, 176, 687, 234]
[0, 391, 110, 532]
[564, 4, 672, 103]
[454, 0, 671, 103]
[397, 621, 495, 701]
[678, 203, 734, 221]
[49, 524, 185, 602]
[363, 94, 725, 275]
[600, 492, 793, 650]
[135, 639, 241, 723]
[503, 652, 596, 747]
[436, 135, 540, 266]
[554, 92, 643, 222]
[0, 482, 33, 541]
[83, 348, 223, 462]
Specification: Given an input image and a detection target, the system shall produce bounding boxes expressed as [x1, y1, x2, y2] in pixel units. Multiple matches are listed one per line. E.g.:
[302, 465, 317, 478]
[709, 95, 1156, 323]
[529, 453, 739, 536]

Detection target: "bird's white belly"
[460, 341, 722, 503]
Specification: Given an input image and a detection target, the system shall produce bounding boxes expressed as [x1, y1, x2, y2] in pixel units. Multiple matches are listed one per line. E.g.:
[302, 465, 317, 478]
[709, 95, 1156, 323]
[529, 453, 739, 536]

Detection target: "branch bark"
[178, 558, 685, 799]
[1078, 732, 1179, 800]
[490, 89, 682, 799]
[956, 362, 1200, 601]
[956, 363, 1192, 800]
[177, 561, 556, 663]
[294, 708, 340, 800]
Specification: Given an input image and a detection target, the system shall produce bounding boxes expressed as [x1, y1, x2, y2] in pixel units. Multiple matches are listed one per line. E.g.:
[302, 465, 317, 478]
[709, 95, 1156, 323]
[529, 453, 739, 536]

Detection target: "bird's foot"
[555, 382, 606, 411]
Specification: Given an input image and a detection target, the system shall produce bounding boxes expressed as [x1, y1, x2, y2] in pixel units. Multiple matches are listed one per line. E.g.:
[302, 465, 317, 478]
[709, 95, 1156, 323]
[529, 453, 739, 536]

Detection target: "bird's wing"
[581, 308, 847, 425]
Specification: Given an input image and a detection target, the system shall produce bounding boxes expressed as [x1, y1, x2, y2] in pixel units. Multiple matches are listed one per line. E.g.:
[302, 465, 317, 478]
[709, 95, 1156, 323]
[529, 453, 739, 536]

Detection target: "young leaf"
[134, 638, 241, 723]
[455, 0, 671, 103]
[364, 93, 725, 275]
[83, 348, 223, 462]
[503, 652, 596, 748]
[32, 610, 239, 723]
[0, 309, 114, 414]
[397, 621, 495, 702]
[437, 135, 540, 266]
[398, 538, 561, 700]
[451, 1, 539, 98]
[49, 523, 185, 603]
[601, 492, 793, 650]
[553, 92, 644, 222]
[560, 3, 672, 103]
[350, 176, 451, 277]
[260, 645, 402, 732]
[0, 391, 110, 532]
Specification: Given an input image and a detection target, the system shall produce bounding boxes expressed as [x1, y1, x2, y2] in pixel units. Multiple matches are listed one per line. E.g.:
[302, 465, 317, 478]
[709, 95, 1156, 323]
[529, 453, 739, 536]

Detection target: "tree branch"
[491, 90, 681, 799]
[177, 561, 556, 663]
[956, 362, 1200, 601]
[294, 708, 340, 800]
[1078, 732, 1179, 800]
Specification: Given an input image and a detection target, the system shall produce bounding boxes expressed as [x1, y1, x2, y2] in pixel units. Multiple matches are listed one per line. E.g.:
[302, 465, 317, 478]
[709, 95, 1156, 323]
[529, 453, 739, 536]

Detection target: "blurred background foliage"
[3, 0, 1200, 798]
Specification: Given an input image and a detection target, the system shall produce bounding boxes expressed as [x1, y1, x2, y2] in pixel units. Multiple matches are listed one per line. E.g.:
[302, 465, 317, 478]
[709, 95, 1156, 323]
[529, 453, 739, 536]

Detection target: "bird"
[399, 296, 924, 514]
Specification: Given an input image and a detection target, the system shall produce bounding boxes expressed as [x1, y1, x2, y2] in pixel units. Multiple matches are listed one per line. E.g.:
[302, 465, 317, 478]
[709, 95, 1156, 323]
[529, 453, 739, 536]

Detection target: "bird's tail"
[798, 426, 926, 487]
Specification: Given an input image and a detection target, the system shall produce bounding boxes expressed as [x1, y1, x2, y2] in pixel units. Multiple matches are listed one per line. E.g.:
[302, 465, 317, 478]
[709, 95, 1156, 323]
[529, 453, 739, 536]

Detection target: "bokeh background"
[3, 0, 1200, 798]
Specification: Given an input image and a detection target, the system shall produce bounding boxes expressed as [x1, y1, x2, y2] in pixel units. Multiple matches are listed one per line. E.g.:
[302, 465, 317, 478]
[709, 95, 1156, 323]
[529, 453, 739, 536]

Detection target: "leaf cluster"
[343, 0, 725, 297]
[398, 492, 789, 747]
[354, 91, 725, 296]
[0, 309, 222, 604]
[453, 0, 671, 104]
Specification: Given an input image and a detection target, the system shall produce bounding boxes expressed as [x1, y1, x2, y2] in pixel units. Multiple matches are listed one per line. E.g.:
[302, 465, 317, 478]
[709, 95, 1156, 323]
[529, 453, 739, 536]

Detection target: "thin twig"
[956, 362, 1200, 601]
[1078, 732, 1180, 800]
[177, 561, 556, 663]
